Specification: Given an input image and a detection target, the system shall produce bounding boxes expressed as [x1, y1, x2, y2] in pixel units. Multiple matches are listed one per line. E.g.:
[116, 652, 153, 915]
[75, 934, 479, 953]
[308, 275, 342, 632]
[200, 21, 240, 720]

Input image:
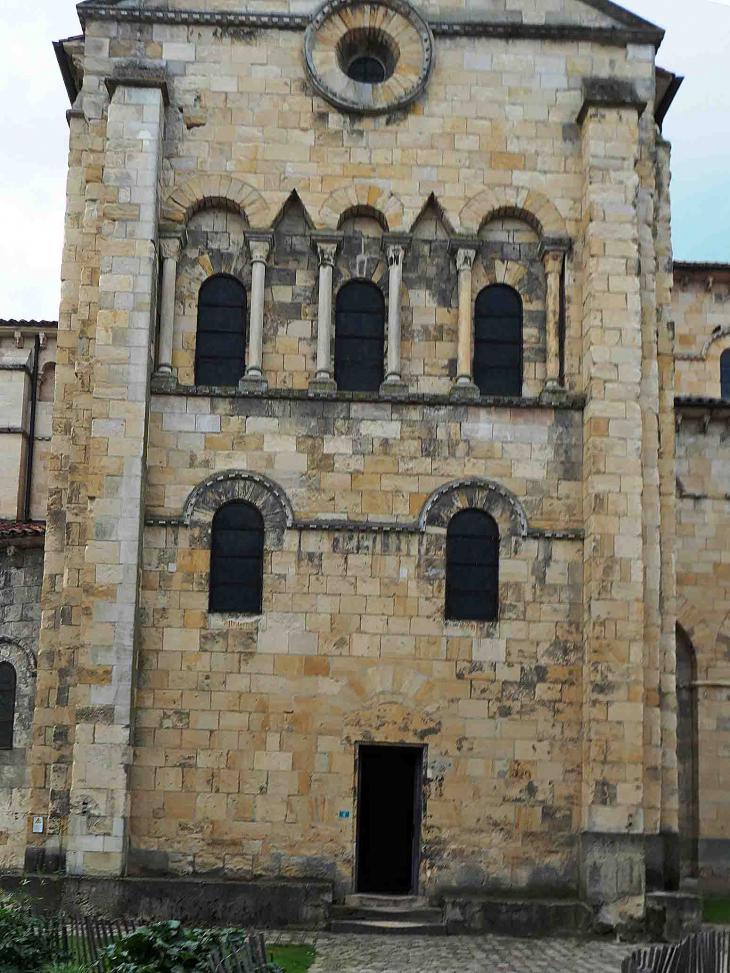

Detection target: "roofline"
[0, 320, 58, 330]
[655, 71, 684, 131]
[53, 37, 81, 106]
[579, 0, 663, 34]
[674, 262, 730, 274]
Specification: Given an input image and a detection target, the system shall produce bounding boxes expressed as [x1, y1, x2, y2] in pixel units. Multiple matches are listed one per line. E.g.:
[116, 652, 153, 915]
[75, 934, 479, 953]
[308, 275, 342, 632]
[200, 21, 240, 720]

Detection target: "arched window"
[445, 509, 499, 622]
[474, 285, 523, 396]
[209, 502, 264, 614]
[335, 281, 385, 392]
[195, 275, 247, 387]
[0, 662, 17, 750]
[721, 350, 730, 399]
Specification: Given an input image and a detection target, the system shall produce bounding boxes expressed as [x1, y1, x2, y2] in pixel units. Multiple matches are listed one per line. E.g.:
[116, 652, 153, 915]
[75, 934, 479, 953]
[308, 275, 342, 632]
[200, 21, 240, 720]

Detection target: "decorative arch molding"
[699, 326, 730, 361]
[182, 470, 294, 530]
[161, 176, 269, 228]
[676, 595, 716, 664]
[318, 185, 405, 232]
[0, 635, 37, 676]
[460, 187, 568, 239]
[330, 664, 444, 716]
[419, 477, 529, 537]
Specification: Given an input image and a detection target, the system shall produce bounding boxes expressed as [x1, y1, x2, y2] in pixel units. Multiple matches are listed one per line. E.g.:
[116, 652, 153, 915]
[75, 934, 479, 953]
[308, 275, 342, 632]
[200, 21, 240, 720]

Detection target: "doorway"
[676, 625, 699, 883]
[356, 744, 423, 895]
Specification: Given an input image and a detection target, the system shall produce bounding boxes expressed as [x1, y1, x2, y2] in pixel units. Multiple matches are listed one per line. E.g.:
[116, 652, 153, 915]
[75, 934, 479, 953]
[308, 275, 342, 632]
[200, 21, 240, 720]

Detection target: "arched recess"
[318, 184, 404, 232]
[419, 477, 529, 538]
[161, 176, 268, 227]
[676, 624, 699, 883]
[0, 636, 37, 754]
[183, 470, 293, 541]
[676, 594, 715, 665]
[459, 187, 568, 240]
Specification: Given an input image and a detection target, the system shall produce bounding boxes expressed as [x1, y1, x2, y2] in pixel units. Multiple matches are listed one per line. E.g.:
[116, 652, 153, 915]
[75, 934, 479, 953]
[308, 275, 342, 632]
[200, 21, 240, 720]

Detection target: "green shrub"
[0, 890, 53, 973]
[99, 921, 248, 973]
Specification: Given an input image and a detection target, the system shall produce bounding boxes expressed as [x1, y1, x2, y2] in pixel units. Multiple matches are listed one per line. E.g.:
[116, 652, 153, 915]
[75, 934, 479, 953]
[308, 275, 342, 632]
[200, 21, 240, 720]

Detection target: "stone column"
[450, 244, 479, 399]
[539, 237, 571, 391]
[309, 234, 341, 394]
[577, 82, 648, 913]
[156, 228, 185, 379]
[381, 235, 410, 395]
[240, 231, 274, 394]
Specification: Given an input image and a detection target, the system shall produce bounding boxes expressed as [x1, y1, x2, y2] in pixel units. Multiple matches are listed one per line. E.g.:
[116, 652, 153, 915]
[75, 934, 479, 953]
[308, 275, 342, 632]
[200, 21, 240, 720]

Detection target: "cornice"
[77, 5, 664, 47]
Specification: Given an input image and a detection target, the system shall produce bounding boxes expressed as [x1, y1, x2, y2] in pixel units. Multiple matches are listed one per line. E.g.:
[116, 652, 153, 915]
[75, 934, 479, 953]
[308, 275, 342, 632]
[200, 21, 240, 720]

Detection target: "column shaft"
[309, 239, 339, 393]
[240, 236, 271, 392]
[156, 233, 184, 377]
[451, 247, 479, 398]
[382, 244, 407, 393]
[542, 250, 564, 390]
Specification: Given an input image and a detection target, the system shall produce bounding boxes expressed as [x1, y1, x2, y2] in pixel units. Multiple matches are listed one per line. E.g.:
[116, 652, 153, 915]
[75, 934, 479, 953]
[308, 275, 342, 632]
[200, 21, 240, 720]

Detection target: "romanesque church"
[1, 0, 729, 933]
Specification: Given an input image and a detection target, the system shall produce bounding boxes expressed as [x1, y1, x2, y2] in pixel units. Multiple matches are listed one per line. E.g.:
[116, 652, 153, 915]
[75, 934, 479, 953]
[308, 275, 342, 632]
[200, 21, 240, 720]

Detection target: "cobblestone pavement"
[266, 931, 636, 972]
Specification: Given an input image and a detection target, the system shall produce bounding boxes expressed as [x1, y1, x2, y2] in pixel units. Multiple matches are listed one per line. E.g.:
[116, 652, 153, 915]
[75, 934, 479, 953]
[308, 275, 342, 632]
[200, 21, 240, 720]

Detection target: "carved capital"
[542, 250, 564, 275]
[249, 240, 271, 264]
[387, 245, 406, 268]
[317, 242, 339, 268]
[455, 248, 476, 272]
[160, 237, 183, 262]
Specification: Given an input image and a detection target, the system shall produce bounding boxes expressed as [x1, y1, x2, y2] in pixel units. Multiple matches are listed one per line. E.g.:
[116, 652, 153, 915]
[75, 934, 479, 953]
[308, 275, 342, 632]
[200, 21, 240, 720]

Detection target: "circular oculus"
[304, 0, 434, 115]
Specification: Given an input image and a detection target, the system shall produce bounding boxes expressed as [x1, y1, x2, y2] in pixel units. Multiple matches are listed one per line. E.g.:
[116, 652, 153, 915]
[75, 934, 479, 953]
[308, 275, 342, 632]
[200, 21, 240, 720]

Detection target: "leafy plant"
[266, 945, 315, 973]
[98, 921, 249, 973]
[0, 889, 54, 973]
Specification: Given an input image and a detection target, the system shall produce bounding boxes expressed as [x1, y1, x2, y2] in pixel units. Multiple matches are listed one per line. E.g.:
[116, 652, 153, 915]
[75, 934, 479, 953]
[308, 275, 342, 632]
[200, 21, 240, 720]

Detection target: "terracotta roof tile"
[0, 522, 46, 538]
[0, 320, 58, 329]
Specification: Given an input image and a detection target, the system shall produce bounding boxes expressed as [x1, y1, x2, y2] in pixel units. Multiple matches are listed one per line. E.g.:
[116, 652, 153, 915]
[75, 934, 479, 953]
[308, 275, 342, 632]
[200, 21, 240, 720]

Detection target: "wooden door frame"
[354, 742, 426, 896]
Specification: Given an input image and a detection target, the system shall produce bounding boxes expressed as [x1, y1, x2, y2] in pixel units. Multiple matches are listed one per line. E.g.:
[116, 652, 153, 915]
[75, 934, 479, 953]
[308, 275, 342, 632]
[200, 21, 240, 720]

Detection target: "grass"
[704, 898, 730, 924]
[267, 944, 316, 973]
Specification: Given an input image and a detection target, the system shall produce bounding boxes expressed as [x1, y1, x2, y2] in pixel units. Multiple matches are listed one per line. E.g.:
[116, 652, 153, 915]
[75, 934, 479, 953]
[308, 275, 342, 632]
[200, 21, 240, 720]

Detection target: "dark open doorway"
[356, 744, 423, 895]
[676, 625, 699, 884]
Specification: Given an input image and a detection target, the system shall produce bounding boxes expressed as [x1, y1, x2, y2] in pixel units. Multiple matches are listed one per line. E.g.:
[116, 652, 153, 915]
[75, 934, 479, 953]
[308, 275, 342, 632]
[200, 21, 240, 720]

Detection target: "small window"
[347, 57, 386, 83]
[721, 350, 730, 400]
[474, 285, 523, 397]
[210, 502, 264, 614]
[445, 509, 499, 622]
[335, 281, 385, 392]
[195, 275, 247, 387]
[0, 662, 17, 750]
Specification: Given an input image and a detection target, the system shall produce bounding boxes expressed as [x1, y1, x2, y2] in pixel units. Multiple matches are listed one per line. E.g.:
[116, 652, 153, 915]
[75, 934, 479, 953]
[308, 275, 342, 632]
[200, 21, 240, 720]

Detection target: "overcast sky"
[0, 0, 728, 322]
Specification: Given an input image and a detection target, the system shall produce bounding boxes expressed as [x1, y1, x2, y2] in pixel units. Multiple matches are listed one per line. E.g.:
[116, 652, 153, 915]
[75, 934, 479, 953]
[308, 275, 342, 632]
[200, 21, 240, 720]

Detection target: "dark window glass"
[474, 284, 523, 397]
[195, 275, 247, 387]
[0, 662, 16, 750]
[210, 502, 264, 614]
[347, 57, 386, 84]
[445, 509, 499, 622]
[721, 350, 730, 400]
[335, 281, 385, 392]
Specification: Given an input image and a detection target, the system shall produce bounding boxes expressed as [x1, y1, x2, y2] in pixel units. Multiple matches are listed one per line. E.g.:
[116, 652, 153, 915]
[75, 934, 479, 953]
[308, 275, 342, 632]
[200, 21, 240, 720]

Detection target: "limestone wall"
[673, 271, 730, 398]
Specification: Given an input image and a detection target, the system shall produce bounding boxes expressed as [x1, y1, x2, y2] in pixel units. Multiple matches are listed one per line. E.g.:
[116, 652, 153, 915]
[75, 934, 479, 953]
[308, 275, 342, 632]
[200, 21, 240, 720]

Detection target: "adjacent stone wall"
[674, 272, 730, 398]
[0, 544, 41, 871]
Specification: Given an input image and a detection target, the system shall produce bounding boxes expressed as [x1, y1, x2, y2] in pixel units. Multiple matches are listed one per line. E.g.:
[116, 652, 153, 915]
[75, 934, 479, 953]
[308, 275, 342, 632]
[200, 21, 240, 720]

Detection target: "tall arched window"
[209, 502, 264, 614]
[0, 662, 17, 750]
[335, 281, 385, 392]
[445, 509, 500, 622]
[474, 284, 523, 396]
[721, 350, 730, 399]
[195, 275, 247, 387]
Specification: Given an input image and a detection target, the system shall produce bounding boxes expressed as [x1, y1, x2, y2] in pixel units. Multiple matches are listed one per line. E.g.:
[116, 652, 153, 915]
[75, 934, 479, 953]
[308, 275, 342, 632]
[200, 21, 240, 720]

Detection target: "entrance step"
[331, 895, 447, 935]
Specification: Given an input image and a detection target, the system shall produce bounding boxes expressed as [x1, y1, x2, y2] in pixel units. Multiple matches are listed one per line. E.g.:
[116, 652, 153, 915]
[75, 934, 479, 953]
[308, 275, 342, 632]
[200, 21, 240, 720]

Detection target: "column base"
[309, 377, 337, 395]
[379, 379, 409, 397]
[450, 381, 480, 400]
[151, 371, 178, 392]
[238, 374, 269, 394]
[543, 379, 566, 393]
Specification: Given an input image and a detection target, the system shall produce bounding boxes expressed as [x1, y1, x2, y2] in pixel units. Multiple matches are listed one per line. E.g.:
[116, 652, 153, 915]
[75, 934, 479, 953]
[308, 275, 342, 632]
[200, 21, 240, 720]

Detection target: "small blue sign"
[338, 810, 351, 819]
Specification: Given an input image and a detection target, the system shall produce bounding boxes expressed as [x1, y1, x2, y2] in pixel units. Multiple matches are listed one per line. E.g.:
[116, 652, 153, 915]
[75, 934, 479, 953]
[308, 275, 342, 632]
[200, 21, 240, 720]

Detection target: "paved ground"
[266, 931, 636, 972]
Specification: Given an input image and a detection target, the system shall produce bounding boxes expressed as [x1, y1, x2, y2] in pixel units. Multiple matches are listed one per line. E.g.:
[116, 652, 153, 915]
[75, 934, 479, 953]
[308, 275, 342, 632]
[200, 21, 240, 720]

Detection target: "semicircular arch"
[182, 470, 294, 531]
[460, 187, 568, 239]
[161, 176, 270, 228]
[318, 185, 405, 232]
[418, 477, 529, 537]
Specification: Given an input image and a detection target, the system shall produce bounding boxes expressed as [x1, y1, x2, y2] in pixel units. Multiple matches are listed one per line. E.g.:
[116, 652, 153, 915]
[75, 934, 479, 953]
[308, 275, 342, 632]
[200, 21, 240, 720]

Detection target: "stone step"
[442, 895, 592, 937]
[330, 918, 448, 936]
[333, 904, 443, 923]
[344, 894, 430, 911]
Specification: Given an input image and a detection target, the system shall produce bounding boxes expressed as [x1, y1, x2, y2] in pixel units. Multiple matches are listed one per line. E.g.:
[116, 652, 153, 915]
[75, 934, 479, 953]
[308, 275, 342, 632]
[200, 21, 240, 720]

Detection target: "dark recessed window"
[335, 281, 385, 392]
[445, 509, 499, 622]
[347, 56, 386, 84]
[474, 284, 523, 397]
[0, 662, 17, 750]
[195, 275, 247, 387]
[721, 350, 730, 399]
[210, 502, 264, 614]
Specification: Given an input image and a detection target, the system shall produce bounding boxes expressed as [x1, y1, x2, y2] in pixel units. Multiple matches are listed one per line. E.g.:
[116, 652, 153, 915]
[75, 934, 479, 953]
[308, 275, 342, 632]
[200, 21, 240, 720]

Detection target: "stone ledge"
[0, 874, 333, 930]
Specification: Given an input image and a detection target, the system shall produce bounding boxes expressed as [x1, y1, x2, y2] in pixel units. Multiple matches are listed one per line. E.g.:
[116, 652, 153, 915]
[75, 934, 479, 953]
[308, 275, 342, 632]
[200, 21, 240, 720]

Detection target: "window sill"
[208, 612, 262, 631]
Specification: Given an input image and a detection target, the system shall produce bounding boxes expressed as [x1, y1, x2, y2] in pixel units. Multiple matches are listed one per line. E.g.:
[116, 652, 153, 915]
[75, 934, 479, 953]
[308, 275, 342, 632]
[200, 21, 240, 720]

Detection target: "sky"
[0, 0, 728, 322]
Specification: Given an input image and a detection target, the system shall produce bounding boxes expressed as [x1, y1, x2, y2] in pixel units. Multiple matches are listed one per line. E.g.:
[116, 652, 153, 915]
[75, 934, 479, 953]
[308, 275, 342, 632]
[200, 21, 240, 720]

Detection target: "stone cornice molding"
[104, 62, 170, 105]
[78, 6, 664, 47]
[245, 229, 275, 264]
[577, 77, 647, 125]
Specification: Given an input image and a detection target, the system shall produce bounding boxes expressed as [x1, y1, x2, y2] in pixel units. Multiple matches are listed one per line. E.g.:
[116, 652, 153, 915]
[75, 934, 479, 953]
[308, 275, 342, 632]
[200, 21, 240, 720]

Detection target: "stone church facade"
[0, 0, 729, 932]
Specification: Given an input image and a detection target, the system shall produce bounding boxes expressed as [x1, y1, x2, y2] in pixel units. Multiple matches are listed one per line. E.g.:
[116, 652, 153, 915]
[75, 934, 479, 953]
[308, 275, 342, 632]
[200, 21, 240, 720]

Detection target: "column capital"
[245, 230, 274, 265]
[382, 233, 411, 266]
[538, 235, 572, 266]
[159, 231, 186, 263]
[449, 237, 480, 272]
[577, 77, 646, 126]
[311, 232, 343, 268]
